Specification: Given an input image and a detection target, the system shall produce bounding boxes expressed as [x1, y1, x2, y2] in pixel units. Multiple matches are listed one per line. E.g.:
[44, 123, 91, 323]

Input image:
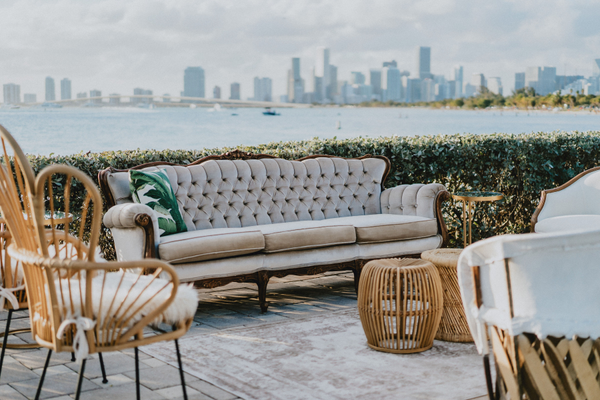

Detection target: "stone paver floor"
[0, 271, 487, 399]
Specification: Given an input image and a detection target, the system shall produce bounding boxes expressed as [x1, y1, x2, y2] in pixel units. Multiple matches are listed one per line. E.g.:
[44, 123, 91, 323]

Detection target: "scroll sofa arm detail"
[381, 183, 451, 247]
[103, 203, 160, 260]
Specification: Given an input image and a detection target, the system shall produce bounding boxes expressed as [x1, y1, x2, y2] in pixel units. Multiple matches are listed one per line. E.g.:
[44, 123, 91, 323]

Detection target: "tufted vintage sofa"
[99, 150, 450, 311]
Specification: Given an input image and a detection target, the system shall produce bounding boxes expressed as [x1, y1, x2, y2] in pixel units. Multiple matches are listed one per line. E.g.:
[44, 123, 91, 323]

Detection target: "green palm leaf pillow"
[129, 169, 187, 237]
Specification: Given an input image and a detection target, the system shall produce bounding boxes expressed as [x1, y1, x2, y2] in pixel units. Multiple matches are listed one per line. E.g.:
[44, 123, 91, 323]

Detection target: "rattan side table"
[421, 249, 473, 343]
[357, 258, 443, 353]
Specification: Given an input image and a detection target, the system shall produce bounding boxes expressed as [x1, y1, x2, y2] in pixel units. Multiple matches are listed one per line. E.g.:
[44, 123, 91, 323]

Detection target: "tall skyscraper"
[515, 72, 525, 91]
[416, 47, 431, 79]
[381, 67, 401, 101]
[453, 66, 463, 98]
[471, 73, 486, 94]
[45, 76, 55, 101]
[314, 47, 330, 101]
[525, 67, 556, 95]
[183, 67, 205, 98]
[328, 65, 338, 98]
[350, 72, 366, 85]
[287, 57, 304, 103]
[60, 78, 71, 100]
[213, 86, 221, 99]
[3, 83, 20, 104]
[230, 83, 240, 100]
[488, 77, 503, 95]
[253, 77, 272, 102]
[370, 69, 382, 97]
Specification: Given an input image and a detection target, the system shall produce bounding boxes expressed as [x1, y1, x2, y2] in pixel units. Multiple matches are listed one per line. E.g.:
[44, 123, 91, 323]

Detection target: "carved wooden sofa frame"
[99, 150, 450, 312]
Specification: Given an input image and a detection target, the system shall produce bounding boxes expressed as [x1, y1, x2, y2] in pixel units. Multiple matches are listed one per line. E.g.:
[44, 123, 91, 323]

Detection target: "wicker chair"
[458, 229, 600, 399]
[0, 126, 198, 400]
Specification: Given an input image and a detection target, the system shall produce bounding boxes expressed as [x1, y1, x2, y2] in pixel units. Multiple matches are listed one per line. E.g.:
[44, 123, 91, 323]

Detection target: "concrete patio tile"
[0, 384, 27, 400]
[10, 370, 98, 399]
[154, 385, 200, 399]
[121, 347, 152, 360]
[187, 380, 238, 400]
[90, 373, 132, 387]
[65, 351, 150, 379]
[12, 349, 74, 369]
[199, 315, 262, 330]
[32, 364, 73, 377]
[77, 382, 163, 400]
[142, 357, 167, 367]
[123, 364, 199, 390]
[0, 360, 39, 384]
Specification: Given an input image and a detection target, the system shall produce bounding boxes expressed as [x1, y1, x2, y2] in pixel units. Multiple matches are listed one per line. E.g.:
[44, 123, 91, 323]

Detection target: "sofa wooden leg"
[352, 263, 363, 294]
[257, 271, 270, 313]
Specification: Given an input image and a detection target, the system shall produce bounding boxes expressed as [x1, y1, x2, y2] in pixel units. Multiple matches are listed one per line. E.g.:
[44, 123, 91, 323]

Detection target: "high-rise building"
[370, 69, 382, 97]
[76, 92, 87, 99]
[488, 77, 503, 95]
[525, 67, 556, 95]
[383, 60, 397, 68]
[453, 66, 463, 98]
[253, 77, 272, 102]
[416, 47, 432, 79]
[60, 78, 71, 100]
[350, 72, 366, 85]
[556, 75, 585, 91]
[314, 47, 330, 101]
[593, 59, 600, 77]
[45, 77, 55, 101]
[213, 86, 221, 99]
[420, 78, 435, 102]
[515, 72, 525, 91]
[230, 83, 240, 100]
[381, 67, 402, 101]
[24, 93, 36, 103]
[183, 67, 205, 99]
[287, 58, 304, 103]
[328, 65, 338, 98]
[471, 73, 486, 94]
[3, 83, 20, 104]
[109, 94, 120, 105]
[90, 89, 102, 104]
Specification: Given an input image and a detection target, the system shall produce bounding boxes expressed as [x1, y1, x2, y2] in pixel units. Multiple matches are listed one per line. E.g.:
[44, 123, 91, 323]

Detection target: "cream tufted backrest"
[103, 156, 389, 231]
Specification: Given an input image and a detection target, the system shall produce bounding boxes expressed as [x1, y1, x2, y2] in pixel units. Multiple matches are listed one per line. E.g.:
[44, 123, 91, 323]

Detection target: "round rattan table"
[357, 258, 443, 353]
[421, 248, 473, 343]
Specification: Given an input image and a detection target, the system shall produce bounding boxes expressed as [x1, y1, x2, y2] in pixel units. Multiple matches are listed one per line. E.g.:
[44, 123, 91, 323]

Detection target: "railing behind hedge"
[27, 131, 600, 260]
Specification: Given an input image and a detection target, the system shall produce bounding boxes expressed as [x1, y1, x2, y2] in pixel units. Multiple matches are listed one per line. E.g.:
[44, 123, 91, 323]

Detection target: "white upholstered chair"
[531, 166, 600, 233]
[458, 229, 600, 399]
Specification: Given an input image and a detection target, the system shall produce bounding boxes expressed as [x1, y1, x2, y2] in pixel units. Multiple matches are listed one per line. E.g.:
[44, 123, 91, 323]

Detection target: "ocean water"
[0, 106, 599, 156]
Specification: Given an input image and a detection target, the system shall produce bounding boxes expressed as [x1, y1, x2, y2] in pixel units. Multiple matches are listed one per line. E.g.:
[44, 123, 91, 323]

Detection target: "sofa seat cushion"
[330, 214, 438, 243]
[158, 228, 265, 264]
[255, 220, 356, 253]
[535, 215, 600, 233]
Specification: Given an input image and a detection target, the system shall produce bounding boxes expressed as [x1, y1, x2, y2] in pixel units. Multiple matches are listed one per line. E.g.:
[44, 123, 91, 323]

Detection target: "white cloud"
[0, 0, 598, 99]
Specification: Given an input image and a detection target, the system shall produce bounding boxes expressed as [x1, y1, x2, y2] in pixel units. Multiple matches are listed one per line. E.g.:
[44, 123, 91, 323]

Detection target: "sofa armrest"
[103, 203, 160, 260]
[381, 183, 451, 246]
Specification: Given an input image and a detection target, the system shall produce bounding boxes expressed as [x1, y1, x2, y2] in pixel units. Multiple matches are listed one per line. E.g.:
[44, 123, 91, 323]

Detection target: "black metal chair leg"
[35, 349, 52, 400]
[71, 352, 75, 362]
[74, 358, 86, 400]
[98, 352, 108, 383]
[483, 354, 495, 400]
[135, 347, 140, 400]
[175, 339, 188, 400]
[0, 309, 13, 380]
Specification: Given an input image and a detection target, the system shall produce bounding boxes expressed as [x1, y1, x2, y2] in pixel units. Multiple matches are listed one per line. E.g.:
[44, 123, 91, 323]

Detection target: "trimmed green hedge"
[26, 131, 600, 260]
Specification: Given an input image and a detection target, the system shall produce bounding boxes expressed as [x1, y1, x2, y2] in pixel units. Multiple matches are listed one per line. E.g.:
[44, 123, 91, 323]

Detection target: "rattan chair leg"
[175, 339, 188, 400]
[0, 309, 13, 380]
[135, 347, 140, 400]
[74, 359, 86, 400]
[98, 353, 108, 384]
[35, 349, 52, 400]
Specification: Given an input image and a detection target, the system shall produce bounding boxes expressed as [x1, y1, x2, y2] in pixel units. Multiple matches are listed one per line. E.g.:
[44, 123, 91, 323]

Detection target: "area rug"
[144, 309, 486, 400]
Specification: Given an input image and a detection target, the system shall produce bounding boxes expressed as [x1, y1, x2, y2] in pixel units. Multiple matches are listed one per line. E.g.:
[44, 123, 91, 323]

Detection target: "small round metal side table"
[452, 191, 503, 247]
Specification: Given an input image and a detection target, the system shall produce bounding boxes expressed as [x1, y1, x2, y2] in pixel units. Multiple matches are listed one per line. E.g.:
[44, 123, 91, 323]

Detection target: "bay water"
[0, 106, 598, 156]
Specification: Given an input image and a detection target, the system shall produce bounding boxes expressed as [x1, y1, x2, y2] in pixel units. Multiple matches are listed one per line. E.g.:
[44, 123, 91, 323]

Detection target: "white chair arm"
[381, 183, 447, 219]
[103, 203, 160, 260]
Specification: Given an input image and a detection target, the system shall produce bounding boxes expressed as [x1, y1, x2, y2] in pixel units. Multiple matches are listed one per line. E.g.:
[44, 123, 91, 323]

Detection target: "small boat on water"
[263, 107, 280, 116]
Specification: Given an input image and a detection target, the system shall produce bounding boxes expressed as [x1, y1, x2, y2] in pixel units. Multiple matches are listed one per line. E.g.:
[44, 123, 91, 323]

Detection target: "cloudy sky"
[1, 0, 599, 100]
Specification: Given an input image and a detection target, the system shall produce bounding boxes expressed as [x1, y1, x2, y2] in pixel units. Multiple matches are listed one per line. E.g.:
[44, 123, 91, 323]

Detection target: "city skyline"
[0, 0, 598, 101]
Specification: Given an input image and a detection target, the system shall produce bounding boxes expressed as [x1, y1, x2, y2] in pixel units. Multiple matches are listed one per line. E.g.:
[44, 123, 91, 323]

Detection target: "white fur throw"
[53, 271, 198, 328]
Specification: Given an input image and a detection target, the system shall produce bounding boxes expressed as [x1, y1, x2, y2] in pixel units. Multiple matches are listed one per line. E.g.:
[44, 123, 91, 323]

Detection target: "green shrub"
[26, 131, 600, 259]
